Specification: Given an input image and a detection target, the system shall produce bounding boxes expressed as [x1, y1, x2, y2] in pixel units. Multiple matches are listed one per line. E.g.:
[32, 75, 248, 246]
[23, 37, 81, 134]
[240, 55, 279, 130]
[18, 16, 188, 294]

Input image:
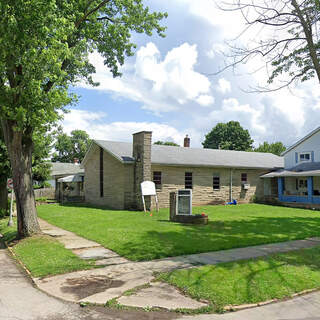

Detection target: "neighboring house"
[261, 127, 320, 207]
[81, 131, 283, 210]
[49, 162, 84, 202]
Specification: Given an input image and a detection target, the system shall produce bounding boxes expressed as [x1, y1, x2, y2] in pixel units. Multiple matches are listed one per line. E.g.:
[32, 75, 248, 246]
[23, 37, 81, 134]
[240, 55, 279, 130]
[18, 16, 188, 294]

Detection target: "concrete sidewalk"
[3, 241, 320, 320]
[36, 218, 320, 311]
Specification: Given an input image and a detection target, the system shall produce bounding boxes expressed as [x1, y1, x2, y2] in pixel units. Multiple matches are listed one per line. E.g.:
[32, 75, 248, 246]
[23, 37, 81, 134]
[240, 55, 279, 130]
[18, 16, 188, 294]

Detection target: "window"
[241, 173, 247, 183]
[213, 175, 220, 190]
[299, 152, 311, 162]
[299, 179, 307, 188]
[100, 147, 104, 197]
[185, 172, 193, 189]
[153, 171, 162, 189]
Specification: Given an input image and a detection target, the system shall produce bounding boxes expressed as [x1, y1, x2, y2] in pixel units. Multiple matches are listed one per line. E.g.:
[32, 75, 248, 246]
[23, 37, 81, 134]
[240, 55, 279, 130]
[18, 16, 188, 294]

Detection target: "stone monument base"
[170, 192, 208, 225]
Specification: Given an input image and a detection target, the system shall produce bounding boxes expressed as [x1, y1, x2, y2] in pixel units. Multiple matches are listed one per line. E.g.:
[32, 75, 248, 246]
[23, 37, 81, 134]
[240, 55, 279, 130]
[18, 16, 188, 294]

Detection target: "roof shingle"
[94, 140, 284, 169]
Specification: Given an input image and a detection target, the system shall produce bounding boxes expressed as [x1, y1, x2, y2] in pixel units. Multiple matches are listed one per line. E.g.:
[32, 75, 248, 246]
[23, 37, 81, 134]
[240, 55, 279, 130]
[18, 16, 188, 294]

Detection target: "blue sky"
[62, 0, 320, 148]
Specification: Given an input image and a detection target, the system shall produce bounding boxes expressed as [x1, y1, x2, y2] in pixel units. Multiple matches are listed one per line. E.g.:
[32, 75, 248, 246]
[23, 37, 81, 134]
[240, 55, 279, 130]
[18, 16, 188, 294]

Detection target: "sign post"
[7, 178, 14, 227]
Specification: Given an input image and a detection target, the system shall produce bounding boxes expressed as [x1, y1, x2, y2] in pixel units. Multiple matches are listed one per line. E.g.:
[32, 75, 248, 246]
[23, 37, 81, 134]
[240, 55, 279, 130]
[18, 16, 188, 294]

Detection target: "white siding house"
[261, 127, 320, 207]
[284, 128, 320, 169]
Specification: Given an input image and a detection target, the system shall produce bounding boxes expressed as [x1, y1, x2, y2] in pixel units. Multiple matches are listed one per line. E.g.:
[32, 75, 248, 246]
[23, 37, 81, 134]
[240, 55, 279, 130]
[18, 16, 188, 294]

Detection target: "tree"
[154, 141, 180, 147]
[0, 1, 167, 237]
[254, 141, 286, 156]
[218, 0, 320, 90]
[0, 128, 52, 215]
[203, 121, 253, 151]
[52, 129, 91, 163]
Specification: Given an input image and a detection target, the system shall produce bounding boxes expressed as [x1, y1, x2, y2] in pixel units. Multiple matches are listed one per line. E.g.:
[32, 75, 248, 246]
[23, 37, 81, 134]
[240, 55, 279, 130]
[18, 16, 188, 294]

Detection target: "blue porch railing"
[278, 177, 320, 204]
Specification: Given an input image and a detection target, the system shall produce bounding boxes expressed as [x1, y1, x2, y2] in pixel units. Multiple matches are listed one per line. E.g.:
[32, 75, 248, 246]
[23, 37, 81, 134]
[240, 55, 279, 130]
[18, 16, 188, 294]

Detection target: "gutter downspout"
[230, 168, 233, 202]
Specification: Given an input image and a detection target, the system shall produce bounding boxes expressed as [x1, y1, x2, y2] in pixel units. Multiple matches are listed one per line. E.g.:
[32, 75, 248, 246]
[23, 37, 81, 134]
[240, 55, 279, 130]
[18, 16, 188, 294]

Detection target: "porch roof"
[261, 162, 320, 178]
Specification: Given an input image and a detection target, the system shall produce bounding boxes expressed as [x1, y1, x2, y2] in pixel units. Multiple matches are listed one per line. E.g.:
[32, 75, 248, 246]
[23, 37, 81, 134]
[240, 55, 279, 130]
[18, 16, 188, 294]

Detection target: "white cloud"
[61, 109, 197, 146]
[196, 95, 215, 106]
[216, 78, 231, 94]
[78, 42, 214, 114]
[62, 109, 107, 135]
[176, 0, 245, 37]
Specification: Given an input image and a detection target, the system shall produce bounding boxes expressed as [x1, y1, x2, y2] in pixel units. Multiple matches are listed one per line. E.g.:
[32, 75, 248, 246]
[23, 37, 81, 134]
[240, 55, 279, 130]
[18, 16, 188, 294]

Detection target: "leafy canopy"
[254, 141, 286, 156]
[154, 141, 180, 147]
[0, 0, 167, 128]
[52, 129, 91, 163]
[203, 121, 253, 151]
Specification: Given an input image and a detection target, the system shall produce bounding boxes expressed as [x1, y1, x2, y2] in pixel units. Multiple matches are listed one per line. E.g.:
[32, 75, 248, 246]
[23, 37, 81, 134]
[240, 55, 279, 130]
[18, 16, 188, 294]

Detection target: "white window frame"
[299, 152, 311, 162]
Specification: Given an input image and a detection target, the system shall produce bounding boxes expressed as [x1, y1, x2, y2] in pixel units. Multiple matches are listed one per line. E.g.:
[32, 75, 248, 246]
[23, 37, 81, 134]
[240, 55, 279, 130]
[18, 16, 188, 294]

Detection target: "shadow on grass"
[114, 215, 320, 260]
[162, 246, 320, 309]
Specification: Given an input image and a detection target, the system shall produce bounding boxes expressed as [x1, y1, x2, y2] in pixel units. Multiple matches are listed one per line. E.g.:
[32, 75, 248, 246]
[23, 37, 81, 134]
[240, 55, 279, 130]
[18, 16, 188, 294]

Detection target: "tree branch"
[75, 0, 111, 29]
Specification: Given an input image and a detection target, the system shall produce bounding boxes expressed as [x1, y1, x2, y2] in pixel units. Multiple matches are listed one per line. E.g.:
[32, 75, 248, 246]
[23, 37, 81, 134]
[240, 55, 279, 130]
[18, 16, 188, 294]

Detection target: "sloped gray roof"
[94, 140, 284, 169]
[282, 126, 320, 156]
[261, 162, 320, 178]
[50, 162, 84, 177]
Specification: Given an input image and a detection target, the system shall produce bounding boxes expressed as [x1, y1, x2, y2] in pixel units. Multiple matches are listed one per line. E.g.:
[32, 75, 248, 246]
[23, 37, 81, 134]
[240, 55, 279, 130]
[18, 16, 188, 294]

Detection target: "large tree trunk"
[0, 176, 8, 214]
[1, 120, 40, 237]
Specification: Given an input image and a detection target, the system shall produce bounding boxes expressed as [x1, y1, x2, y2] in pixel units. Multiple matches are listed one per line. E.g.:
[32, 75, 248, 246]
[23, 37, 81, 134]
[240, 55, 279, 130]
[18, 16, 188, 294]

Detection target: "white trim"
[299, 152, 312, 163]
[282, 126, 320, 156]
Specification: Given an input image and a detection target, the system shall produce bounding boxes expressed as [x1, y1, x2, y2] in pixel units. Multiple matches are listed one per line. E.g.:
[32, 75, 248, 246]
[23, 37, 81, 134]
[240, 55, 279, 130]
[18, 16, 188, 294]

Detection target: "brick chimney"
[132, 131, 152, 210]
[184, 134, 190, 148]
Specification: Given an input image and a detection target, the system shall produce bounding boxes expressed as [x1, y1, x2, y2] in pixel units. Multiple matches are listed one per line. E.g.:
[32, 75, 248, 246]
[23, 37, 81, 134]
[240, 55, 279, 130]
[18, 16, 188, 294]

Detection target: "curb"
[224, 288, 320, 312]
[4, 240, 35, 282]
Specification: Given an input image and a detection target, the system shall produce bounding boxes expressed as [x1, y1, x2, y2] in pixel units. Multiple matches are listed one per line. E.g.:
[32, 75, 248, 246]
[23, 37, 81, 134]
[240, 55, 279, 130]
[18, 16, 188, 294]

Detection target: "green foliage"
[0, 1, 167, 130]
[154, 141, 180, 147]
[202, 121, 253, 151]
[159, 246, 320, 311]
[52, 128, 91, 163]
[0, 128, 11, 180]
[0, 1, 167, 235]
[254, 141, 286, 156]
[38, 203, 320, 261]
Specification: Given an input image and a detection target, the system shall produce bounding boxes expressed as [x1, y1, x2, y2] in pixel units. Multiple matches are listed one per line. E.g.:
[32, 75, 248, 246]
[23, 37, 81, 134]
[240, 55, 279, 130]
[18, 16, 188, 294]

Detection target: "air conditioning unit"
[242, 183, 250, 190]
[177, 189, 192, 215]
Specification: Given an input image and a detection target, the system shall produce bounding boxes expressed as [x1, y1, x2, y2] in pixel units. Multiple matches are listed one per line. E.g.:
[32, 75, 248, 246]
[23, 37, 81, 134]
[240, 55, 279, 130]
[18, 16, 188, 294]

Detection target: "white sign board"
[140, 181, 159, 212]
[141, 181, 156, 196]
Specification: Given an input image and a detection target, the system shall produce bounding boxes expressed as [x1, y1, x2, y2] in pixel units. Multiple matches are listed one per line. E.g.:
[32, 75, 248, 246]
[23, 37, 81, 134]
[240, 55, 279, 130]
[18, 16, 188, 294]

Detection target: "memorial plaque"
[177, 189, 192, 215]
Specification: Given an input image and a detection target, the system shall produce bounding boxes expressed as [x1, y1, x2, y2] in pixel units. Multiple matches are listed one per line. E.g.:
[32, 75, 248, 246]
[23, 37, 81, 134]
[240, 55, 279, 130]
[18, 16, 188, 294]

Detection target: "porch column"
[307, 177, 313, 203]
[278, 177, 284, 201]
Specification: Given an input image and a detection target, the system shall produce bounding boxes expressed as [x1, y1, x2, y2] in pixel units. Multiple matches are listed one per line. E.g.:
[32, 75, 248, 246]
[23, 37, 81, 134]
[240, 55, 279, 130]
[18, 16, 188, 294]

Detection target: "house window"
[185, 172, 193, 189]
[213, 175, 220, 190]
[299, 152, 311, 162]
[153, 171, 162, 189]
[298, 179, 307, 188]
[241, 173, 248, 183]
[100, 147, 104, 197]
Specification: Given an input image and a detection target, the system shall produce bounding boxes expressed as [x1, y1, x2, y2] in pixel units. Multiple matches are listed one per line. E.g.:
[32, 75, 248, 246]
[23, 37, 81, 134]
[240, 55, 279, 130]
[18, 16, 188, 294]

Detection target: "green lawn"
[0, 218, 17, 242]
[0, 218, 95, 277]
[13, 236, 95, 277]
[158, 246, 320, 312]
[37, 203, 320, 261]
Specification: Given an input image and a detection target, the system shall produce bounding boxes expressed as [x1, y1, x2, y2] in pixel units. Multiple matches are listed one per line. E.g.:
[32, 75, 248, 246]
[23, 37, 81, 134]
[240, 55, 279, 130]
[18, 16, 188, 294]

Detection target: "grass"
[12, 235, 95, 277]
[158, 246, 320, 312]
[37, 203, 320, 261]
[0, 217, 17, 242]
[0, 217, 95, 277]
